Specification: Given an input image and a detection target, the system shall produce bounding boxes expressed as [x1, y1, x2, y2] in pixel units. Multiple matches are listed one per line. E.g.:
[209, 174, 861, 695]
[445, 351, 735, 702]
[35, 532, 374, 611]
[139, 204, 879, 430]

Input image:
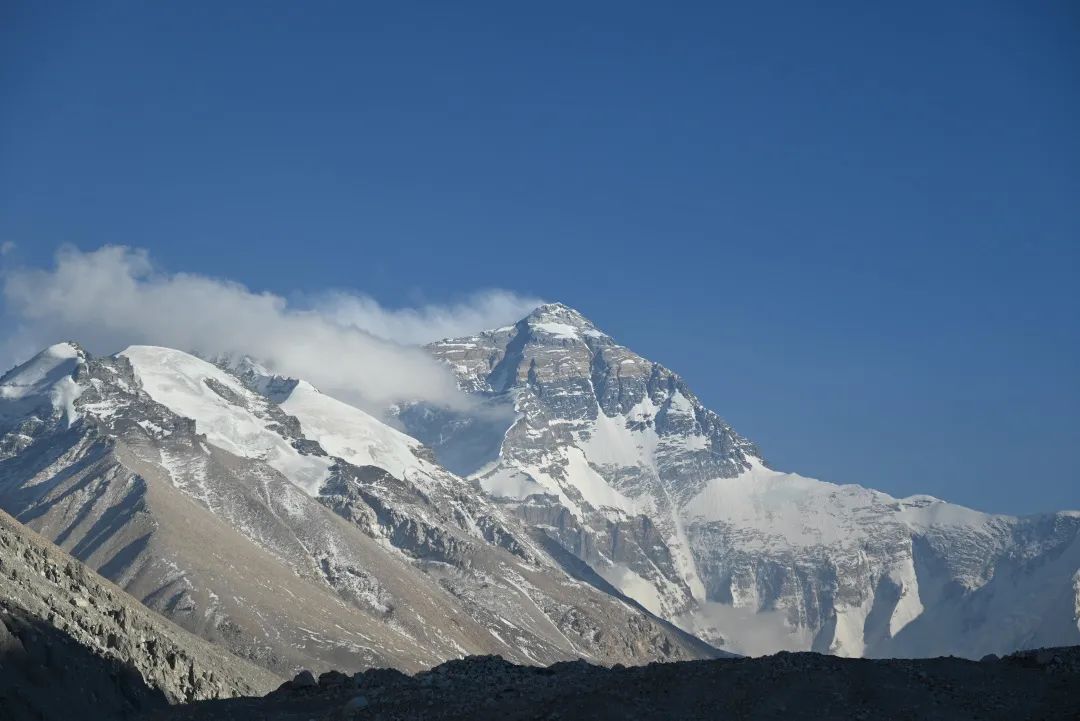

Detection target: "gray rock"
[0, 507, 279, 720]
[0, 341, 716, 681]
[408, 303, 1080, 659]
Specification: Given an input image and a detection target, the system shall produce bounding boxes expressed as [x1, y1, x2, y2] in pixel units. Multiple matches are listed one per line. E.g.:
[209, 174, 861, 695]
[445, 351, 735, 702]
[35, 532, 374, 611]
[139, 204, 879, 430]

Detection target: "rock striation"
[0, 341, 715, 680]
[405, 303, 1080, 658]
[0, 507, 279, 720]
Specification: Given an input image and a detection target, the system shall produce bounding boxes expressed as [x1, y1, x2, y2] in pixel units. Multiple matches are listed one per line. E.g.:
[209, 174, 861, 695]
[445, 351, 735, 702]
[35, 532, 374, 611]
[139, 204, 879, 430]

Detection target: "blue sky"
[1, 1, 1077, 513]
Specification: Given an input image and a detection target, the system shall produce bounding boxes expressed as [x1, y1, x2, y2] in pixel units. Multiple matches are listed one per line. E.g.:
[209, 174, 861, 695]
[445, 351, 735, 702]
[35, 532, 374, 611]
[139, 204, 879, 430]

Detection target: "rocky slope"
[404, 303, 1080, 658]
[0, 342, 715, 679]
[149, 647, 1080, 721]
[0, 507, 279, 720]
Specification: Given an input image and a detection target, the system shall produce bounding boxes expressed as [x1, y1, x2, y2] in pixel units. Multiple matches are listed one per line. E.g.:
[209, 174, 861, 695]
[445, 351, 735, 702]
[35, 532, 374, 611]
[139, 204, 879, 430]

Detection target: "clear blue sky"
[2, 1, 1077, 513]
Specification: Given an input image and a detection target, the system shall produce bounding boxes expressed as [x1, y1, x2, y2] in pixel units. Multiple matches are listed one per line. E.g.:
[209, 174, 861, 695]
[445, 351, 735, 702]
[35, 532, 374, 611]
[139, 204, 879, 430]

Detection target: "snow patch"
[121, 346, 332, 494]
[887, 557, 924, 637]
[562, 446, 638, 515]
[0, 342, 84, 426]
[689, 457, 900, 547]
[278, 380, 421, 479]
[597, 563, 664, 616]
[531, 322, 580, 340]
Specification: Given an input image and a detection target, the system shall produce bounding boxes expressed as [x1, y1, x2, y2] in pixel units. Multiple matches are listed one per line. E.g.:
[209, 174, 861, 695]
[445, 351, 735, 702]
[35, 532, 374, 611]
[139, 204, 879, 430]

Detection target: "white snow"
[531, 322, 580, 340]
[137, 419, 171, 437]
[687, 457, 897, 547]
[597, 563, 664, 616]
[577, 398, 660, 472]
[121, 346, 332, 494]
[829, 596, 874, 657]
[477, 445, 637, 519]
[563, 446, 638, 514]
[887, 558, 925, 637]
[479, 465, 551, 501]
[666, 390, 695, 415]
[0, 342, 84, 426]
[895, 495, 1002, 530]
[277, 380, 422, 479]
[52, 376, 83, 427]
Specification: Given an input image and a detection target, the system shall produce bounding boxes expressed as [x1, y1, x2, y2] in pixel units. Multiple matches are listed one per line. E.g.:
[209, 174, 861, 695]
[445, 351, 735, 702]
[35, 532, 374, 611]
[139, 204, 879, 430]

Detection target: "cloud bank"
[1, 245, 541, 411]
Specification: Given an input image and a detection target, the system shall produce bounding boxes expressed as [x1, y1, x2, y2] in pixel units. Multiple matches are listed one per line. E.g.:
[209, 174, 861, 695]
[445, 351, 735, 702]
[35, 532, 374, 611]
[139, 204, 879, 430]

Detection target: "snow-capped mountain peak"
[0, 339, 714, 675]
[521, 302, 608, 342]
[1, 309, 1076, 666]
[403, 304, 1080, 658]
[0, 342, 86, 429]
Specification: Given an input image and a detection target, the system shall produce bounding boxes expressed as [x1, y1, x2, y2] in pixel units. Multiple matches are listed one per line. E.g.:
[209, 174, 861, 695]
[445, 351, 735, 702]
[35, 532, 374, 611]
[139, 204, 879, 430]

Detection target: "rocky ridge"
[0, 507, 279, 720]
[0, 341, 715, 679]
[151, 647, 1080, 721]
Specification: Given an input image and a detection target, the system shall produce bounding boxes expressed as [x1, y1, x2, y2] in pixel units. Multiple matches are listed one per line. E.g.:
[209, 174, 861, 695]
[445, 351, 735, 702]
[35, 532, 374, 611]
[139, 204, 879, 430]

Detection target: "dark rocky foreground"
[0, 509, 279, 721]
[149, 648, 1080, 721]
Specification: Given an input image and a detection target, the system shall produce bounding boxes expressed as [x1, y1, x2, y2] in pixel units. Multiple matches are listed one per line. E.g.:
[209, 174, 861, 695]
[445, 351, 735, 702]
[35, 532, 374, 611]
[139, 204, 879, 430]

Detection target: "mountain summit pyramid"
[401, 302, 1080, 657]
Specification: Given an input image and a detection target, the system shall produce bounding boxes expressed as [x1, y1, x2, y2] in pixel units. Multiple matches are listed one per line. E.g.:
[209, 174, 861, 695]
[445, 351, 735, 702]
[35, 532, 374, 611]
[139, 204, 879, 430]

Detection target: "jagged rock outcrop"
[0, 507, 279, 720]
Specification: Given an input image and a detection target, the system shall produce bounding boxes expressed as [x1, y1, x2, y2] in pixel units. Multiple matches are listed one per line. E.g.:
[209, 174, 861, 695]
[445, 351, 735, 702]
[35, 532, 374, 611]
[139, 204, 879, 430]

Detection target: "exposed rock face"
[0, 507, 278, 720]
[3, 303, 1074, 673]
[406, 303, 1080, 658]
[147, 647, 1080, 721]
[0, 342, 715, 679]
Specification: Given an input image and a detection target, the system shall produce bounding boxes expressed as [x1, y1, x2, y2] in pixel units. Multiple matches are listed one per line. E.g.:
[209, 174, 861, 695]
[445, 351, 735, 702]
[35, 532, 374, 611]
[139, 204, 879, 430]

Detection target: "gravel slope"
[0, 508, 280, 720]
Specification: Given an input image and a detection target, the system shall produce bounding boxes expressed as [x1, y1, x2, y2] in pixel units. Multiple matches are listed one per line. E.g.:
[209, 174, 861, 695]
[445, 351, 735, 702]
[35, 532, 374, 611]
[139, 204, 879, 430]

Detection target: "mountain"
[0, 506, 278, 720]
[2, 303, 1074, 669]
[0, 342, 715, 679]
[404, 303, 1080, 658]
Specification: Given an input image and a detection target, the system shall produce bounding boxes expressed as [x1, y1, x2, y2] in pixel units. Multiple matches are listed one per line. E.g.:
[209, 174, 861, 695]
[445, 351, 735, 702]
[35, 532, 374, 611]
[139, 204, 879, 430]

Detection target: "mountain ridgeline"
[403, 303, 1080, 658]
[0, 302, 1076, 693]
[0, 340, 714, 681]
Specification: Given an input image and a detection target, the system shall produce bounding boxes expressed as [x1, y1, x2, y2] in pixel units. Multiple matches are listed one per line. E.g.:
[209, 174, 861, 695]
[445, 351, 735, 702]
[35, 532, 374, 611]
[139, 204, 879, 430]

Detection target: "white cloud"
[314, 289, 540, 345]
[0, 245, 540, 411]
[0, 241, 15, 256]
